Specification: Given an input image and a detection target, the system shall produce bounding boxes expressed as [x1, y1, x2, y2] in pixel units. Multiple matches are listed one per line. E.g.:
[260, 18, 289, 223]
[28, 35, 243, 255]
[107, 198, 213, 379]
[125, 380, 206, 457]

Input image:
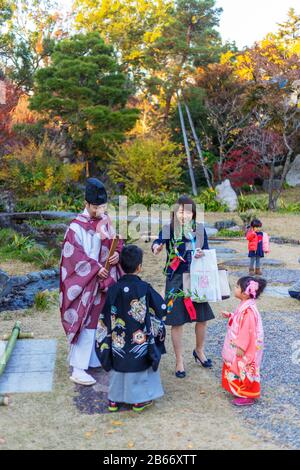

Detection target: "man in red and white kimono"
[60, 178, 124, 385]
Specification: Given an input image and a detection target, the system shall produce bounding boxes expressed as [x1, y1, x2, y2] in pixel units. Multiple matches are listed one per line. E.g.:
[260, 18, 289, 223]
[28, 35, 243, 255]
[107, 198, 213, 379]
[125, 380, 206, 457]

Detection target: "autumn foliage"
[0, 79, 21, 154]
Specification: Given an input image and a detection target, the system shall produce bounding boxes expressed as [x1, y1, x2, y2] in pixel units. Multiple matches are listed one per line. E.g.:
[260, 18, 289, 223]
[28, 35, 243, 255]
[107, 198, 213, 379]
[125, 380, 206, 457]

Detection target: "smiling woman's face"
[176, 205, 193, 226]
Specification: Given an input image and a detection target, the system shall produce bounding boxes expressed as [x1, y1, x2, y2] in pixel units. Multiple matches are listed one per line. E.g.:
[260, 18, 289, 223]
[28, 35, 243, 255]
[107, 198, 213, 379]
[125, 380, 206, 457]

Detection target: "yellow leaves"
[35, 35, 44, 55]
[143, 30, 162, 45]
[220, 51, 235, 65]
[290, 39, 300, 56]
[111, 420, 125, 427]
[108, 135, 184, 195]
[104, 429, 120, 436]
[44, 167, 54, 193]
[127, 50, 143, 61]
[74, 0, 172, 64]
[0, 135, 84, 197]
[235, 53, 254, 81]
[84, 429, 97, 439]
[10, 94, 41, 127]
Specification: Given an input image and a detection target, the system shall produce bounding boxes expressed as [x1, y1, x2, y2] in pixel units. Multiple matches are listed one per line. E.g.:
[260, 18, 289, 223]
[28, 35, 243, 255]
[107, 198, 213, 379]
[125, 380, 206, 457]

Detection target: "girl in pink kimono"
[221, 276, 266, 406]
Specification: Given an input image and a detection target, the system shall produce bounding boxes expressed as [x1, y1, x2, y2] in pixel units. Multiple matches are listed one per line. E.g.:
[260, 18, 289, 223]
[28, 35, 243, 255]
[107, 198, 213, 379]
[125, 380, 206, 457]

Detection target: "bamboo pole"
[177, 92, 198, 196]
[0, 322, 21, 376]
[183, 98, 213, 190]
[0, 322, 21, 406]
[1, 332, 34, 341]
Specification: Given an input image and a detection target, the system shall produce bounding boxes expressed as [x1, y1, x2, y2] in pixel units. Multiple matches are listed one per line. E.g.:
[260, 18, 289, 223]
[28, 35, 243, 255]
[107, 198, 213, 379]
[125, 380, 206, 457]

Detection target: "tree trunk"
[183, 99, 213, 189]
[218, 149, 224, 183]
[269, 149, 293, 210]
[268, 162, 276, 211]
[177, 93, 198, 196]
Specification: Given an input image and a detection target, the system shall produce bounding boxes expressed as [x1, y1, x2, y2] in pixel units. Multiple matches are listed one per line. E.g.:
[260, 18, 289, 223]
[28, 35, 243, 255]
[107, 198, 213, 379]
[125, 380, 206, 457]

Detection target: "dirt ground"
[0, 213, 299, 450]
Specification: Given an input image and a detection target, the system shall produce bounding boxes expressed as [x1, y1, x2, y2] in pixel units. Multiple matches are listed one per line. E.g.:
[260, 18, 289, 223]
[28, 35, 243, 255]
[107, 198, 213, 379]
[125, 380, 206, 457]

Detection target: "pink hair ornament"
[245, 280, 259, 299]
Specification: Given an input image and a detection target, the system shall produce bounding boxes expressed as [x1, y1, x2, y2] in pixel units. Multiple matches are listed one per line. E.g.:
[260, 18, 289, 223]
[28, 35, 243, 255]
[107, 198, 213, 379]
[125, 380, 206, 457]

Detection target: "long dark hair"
[170, 195, 197, 234]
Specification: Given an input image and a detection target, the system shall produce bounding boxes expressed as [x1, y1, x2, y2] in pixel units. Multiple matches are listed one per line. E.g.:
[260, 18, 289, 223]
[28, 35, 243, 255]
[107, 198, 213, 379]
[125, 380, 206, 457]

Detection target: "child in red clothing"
[246, 219, 269, 275]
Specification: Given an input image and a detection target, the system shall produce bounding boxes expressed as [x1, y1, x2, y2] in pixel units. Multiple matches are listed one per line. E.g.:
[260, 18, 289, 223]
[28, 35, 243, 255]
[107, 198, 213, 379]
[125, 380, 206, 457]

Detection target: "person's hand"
[222, 311, 231, 319]
[236, 347, 245, 357]
[153, 243, 163, 255]
[194, 248, 205, 258]
[109, 252, 119, 266]
[98, 266, 109, 279]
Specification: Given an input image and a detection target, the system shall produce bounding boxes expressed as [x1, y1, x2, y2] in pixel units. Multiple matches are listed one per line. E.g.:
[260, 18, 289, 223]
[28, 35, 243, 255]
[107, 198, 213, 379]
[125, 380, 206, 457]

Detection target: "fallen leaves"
[104, 429, 119, 436]
[84, 429, 97, 439]
[111, 420, 125, 427]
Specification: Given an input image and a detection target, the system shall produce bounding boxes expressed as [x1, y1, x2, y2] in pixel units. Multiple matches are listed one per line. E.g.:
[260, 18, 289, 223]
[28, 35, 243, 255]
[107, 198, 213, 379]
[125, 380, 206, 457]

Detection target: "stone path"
[206, 311, 300, 449]
[231, 269, 299, 285]
[0, 339, 57, 393]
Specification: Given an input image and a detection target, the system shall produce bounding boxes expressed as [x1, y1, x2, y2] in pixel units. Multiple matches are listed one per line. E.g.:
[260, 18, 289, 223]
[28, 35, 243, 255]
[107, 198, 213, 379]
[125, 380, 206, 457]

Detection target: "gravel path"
[206, 310, 300, 449]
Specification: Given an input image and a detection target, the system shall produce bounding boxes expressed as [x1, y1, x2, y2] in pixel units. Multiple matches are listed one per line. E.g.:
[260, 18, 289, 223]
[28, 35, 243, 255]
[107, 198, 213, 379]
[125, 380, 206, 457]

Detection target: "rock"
[0, 269, 11, 298]
[206, 227, 219, 237]
[286, 155, 300, 187]
[214, 247, 237, 254]
[27, 272, 42, 283]
[40, 270, 54, 280]
[215, 179, 238, 212]
[229, 225, 242, 232]
[0, 190, 15, 213]
[288, 278, 300, 300]
[10, 275, 31, 287]
[214, 220, 237, 230]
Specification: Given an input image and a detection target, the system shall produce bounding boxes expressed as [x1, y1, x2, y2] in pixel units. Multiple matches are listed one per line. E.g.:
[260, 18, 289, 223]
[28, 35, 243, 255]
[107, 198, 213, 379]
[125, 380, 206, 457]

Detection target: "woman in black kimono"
[152, 195, 215, 378]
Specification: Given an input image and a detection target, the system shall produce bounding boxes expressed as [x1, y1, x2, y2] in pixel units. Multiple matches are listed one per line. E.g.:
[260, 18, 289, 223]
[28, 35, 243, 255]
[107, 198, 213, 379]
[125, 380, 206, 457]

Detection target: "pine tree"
[30, 32, 139, 165]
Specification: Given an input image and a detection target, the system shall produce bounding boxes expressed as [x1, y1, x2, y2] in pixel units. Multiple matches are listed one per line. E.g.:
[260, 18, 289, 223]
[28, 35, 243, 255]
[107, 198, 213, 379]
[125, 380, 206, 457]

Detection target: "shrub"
[108, 135, 184, 196]
[21, 246, 58, 269]
[15, 194, 84, 212]
[0, 228, 15, 246]
[238, 194, 269, 212]
[34, 291, 50, 311]
[217, 228, 244, 237]
[0, 135, 84, 197]
[195, 189, 228, 212]
[215, 147, 269, 189]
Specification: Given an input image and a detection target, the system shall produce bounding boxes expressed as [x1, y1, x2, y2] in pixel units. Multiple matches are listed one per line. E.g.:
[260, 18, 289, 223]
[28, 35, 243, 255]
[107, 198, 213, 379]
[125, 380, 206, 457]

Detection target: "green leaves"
[30, 32, 138, 161]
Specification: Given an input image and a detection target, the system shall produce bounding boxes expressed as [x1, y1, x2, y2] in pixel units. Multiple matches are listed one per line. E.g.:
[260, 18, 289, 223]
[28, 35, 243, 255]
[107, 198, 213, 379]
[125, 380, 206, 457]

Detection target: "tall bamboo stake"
[177, 92, 198, 196]
[183, 99, 213, 190]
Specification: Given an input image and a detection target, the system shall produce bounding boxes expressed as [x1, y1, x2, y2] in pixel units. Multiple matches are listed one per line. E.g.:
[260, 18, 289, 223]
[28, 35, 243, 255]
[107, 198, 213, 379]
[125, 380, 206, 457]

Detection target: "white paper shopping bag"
[189, 249, 222, 303]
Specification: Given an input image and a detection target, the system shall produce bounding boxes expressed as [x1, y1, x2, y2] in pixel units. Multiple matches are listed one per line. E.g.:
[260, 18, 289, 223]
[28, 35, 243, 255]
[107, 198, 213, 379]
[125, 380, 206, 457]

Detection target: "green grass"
[34, 291, 51, 311]
[215, 228, 245, 238]
[0, 229, 59, 269]
[238, 187, 300, 213]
